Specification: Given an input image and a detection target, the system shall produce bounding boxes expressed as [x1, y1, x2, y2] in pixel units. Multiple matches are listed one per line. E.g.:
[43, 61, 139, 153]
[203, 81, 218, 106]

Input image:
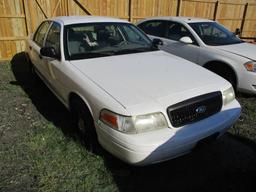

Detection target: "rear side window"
[45, 22, 61, 57]
[138, 20, 167, 37]
[33, 21, 51, 47]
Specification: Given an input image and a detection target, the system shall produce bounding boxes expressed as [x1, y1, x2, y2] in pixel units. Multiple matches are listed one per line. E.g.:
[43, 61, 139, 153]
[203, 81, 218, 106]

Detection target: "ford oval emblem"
[195, 105, 207, 114]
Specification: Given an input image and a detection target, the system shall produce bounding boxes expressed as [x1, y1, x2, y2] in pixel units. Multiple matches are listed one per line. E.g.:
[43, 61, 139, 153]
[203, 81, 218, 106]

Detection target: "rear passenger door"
[30, 21, 51, 75]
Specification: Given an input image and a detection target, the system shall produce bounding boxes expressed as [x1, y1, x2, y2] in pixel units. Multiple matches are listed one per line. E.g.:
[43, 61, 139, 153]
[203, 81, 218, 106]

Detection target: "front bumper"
[95, 100, 241, 166]
[238, 71, 256, 94]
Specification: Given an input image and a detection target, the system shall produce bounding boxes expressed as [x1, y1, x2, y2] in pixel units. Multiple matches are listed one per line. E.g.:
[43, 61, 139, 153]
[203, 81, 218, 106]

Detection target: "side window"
[166, 22, 197, 45]
[201, 24, 228, 38]
[34, 21, 51, 47]
[45, 22, 61, 57]
[166, 22, 190, 41]
[138, 20, 167, 37]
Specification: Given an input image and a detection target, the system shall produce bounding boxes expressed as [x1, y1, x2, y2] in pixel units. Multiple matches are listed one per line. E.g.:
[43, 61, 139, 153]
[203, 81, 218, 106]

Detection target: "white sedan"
[26, 16, 241, 165]
[137, 17, 256, 94]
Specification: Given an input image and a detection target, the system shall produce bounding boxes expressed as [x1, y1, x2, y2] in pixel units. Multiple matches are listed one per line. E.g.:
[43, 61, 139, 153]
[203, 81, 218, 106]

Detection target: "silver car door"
[160, 21, 200, 64]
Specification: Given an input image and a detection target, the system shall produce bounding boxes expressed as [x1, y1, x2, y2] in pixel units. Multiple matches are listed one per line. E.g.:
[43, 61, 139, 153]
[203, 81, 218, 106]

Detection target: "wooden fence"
[0, 0, 256, 61]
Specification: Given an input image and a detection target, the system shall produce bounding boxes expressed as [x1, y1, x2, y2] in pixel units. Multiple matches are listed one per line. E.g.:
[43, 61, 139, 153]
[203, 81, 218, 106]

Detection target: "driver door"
[160, 21, 200, 64]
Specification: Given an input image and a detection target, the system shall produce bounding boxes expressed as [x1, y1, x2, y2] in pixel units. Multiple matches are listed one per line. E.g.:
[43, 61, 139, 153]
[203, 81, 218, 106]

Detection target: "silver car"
[137, 17, 256, 94]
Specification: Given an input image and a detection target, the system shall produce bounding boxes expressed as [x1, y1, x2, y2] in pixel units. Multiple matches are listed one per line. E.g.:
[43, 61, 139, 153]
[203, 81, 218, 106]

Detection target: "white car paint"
[27, 16, 241, 165]
[137, 16, 256, 94]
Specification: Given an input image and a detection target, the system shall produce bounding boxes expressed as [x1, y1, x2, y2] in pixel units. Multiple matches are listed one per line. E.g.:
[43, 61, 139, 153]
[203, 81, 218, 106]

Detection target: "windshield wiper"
[70, 47, 157, 60]
[70, 51, 115, 59]
[113, 47, 155, 55]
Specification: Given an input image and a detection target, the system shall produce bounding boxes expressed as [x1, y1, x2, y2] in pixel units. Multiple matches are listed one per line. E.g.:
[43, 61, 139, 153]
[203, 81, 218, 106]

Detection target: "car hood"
[70, 51, 229, 112]
[216, 42, 256, 60]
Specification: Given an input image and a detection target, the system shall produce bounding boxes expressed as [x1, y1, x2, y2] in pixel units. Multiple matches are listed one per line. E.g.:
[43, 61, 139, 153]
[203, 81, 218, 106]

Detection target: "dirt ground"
[0, 53, 256, 192]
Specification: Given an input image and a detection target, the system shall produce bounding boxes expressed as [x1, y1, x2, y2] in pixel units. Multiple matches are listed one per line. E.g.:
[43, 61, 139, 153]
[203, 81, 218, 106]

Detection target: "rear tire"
[71, 99, 99, 152]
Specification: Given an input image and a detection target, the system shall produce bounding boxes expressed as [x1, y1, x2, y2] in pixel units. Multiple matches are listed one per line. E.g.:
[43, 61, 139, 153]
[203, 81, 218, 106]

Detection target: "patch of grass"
[23, 123, 117, 192]
[0, 62, 19, 92]
[0, 61, 11, 72]
[0, 82, 18, 91]
[230, 96, 256, 142]
[1, 121, 117, 192]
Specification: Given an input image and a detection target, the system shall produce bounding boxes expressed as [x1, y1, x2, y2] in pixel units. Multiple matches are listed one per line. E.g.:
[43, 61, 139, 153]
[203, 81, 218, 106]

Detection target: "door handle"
[29, 46, 32, 50]
[39, 55, 42, 59]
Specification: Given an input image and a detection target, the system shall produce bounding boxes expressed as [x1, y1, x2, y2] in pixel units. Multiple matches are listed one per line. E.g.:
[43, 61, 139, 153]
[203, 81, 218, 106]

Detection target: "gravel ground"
[0, 53, 255, 192]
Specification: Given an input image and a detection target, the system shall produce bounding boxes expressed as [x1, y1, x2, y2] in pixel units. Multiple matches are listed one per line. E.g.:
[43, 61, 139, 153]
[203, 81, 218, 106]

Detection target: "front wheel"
[71, 99, 99, 152]
[205, 64, 237, 91]
[225, 73, 236, 90]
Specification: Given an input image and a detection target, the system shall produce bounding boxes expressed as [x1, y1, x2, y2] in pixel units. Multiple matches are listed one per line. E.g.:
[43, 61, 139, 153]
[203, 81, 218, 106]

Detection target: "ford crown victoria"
[26, 16, 241, 165]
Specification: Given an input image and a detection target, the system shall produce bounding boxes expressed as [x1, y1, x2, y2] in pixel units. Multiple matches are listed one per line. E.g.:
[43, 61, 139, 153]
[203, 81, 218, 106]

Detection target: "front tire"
[71, 99, 99, 152]
[205, 63, 237, 91]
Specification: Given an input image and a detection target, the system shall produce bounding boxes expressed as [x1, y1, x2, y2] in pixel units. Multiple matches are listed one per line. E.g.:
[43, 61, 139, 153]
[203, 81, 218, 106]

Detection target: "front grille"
[167, 92, 222, 127]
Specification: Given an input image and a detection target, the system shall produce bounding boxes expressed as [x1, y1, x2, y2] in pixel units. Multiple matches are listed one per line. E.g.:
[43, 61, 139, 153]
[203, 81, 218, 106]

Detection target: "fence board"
[0, 0, 256, 60]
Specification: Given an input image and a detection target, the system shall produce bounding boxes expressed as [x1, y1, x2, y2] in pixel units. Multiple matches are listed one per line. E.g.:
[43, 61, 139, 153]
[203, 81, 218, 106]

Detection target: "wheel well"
[203, 61, 237, 87]
[69, 92, 92, 115]
[69, 92, 98, 149]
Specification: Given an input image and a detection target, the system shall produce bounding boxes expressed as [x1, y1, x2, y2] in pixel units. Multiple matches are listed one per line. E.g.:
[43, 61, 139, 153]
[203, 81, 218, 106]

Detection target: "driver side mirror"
[179, 36, 193, 44]
[40, 47, 59, 59]
[152, 38, 163, 47]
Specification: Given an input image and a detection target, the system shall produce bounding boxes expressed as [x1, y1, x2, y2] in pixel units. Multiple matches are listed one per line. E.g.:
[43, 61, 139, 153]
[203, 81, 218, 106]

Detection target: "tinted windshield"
[64, 22, 156, 60]
[189, 22, 243, 46]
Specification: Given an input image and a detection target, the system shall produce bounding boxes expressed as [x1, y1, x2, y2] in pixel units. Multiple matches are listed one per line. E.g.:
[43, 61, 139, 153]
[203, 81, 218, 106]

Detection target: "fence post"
[240, 3, 248, 37]
[176, 0, 182, 16]
[66, 0, 69, 16]
[128, 0, 133, 22]
[22, 0, 31, 35]
[213, 1, 219, 21]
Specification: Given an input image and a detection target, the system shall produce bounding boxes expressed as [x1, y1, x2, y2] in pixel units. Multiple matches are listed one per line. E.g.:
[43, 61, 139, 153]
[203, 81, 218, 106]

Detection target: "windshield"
[189, 22, 243, 46]
[64, 22, 156, 60]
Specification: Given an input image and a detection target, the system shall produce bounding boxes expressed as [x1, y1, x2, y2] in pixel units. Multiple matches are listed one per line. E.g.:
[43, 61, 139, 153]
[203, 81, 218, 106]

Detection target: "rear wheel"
[71, 99, 99, 152]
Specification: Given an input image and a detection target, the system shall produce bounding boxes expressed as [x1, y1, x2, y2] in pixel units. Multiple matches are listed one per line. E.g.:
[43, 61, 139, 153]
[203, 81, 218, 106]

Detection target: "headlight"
[244, 61, 256, 72]
[222, 86, 235, 105]
[99, 109, 168, 134]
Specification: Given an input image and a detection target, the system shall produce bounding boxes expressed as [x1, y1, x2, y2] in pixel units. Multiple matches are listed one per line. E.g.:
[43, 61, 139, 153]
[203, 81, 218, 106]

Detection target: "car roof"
[51, 16, 129, 25]
[137, 16, 214, 24]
